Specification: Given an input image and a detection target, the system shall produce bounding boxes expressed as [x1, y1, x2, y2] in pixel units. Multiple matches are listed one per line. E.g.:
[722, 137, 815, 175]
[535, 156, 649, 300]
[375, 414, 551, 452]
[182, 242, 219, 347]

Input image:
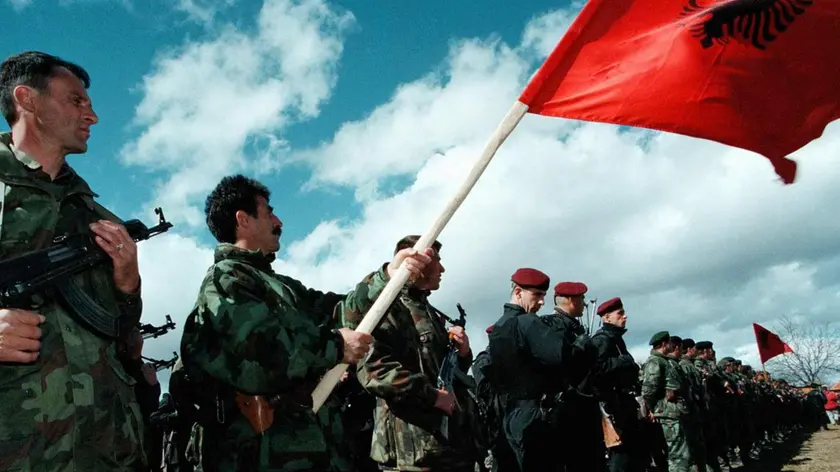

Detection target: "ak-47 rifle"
[139, 314, 177, 340]
[433, 303, 476, 441]
[0, 207, 173, 338]
[143, 351, 180, 372]
[599, 402, 622, 448]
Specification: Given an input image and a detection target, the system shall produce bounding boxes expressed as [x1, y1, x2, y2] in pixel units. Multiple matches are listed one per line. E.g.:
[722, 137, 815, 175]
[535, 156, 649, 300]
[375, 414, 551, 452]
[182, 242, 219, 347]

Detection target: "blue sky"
[5, 0, 840, 385]
[3, 0, 565, 248]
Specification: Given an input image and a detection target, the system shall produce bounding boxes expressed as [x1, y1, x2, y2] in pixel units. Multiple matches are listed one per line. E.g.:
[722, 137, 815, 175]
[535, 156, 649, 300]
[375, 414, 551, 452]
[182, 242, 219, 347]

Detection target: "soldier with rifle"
[0, 51, 174, 471]
[340, 235, 481, 472]
[179, 175, 433, 471]
[118, 326, 164, 471]
[486, 269, 575, 472]
[588, 297, 646, 472]
[540, 281, 604, 472]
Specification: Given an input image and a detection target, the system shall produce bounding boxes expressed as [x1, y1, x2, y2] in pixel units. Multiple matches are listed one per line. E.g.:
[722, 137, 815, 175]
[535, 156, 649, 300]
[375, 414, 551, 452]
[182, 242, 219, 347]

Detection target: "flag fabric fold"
[753, 322, 793, 364]
[519, 0, 840, 184]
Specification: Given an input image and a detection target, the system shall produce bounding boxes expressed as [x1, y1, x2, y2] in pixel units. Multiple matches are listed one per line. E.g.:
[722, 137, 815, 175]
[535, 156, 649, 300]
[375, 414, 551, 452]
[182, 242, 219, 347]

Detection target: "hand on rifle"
[434, 388, 457, 416]
[388, 248, 434, 282]
[141, 363, 159, 386]
[0, 309, 45, 363]
[447, 326, 470, 357]
[90, 220, 140, 294]
[338, 328, 373, 364]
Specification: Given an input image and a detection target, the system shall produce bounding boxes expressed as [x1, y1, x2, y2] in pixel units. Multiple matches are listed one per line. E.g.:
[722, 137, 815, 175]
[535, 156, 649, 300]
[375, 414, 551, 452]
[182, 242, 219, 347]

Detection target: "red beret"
[597, 297, 623, 316]
[486, 325, 495, 334]
[553, 281, 588, 297]
[511, 268, 550, 291]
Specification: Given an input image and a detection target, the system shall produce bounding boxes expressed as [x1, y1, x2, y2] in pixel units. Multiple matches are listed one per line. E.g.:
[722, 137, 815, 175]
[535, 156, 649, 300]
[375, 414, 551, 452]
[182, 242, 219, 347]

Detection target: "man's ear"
[234, 210, 251, 233]
[12, 85, 37, 114]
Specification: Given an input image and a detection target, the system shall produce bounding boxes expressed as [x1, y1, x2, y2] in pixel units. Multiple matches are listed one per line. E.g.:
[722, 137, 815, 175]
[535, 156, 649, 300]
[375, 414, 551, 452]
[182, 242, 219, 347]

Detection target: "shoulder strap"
[88, 197, 125, 224]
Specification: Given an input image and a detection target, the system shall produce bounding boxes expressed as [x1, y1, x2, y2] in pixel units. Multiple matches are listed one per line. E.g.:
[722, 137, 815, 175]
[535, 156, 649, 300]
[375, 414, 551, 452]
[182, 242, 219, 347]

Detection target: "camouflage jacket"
[679, 357, 707, 409]
[641, 350, 686, 420]
[341, 285, 477, 471]
[0, 133, 145, 471]
[180, 243, 390, 471]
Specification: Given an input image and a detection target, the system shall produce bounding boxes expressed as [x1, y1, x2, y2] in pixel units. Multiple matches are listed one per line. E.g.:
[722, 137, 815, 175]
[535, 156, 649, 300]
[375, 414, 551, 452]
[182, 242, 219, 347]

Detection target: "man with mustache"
[180, 176, 434, 471]
[340, 235, 481, 472]
[0, 51, 146, 471]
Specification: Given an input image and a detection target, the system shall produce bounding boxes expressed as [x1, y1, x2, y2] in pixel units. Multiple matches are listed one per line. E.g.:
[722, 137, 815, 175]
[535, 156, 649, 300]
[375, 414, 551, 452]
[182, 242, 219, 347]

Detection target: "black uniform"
[540, 310, 604, 472]
[590, 323, 645, 472]
[487, 303, 570, 472]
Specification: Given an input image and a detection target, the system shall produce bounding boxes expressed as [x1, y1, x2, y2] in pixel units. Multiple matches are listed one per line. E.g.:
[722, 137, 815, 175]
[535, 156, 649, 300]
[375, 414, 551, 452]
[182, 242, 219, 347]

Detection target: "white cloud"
[127, 4, 840, 388]
[121, 0, 354, 226]
[7, 0, 32, 11]
[174, 0, 236, 24]
[274, 6, 840, 374]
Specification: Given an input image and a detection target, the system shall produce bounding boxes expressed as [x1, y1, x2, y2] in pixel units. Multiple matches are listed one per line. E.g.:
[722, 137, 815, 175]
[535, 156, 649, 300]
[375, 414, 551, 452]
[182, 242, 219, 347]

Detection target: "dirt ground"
[778, 424, 840, 472]
[741, 424, 840, 472]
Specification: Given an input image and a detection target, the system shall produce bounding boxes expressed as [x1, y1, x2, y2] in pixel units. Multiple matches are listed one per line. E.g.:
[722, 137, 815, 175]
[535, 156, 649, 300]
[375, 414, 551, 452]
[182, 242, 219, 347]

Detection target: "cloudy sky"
[5, 0, 840, 389]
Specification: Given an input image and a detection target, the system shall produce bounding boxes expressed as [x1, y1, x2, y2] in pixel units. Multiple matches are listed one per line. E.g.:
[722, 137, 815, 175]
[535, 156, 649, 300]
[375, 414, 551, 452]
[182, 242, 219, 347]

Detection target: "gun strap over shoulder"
[89, 198, 125, 224]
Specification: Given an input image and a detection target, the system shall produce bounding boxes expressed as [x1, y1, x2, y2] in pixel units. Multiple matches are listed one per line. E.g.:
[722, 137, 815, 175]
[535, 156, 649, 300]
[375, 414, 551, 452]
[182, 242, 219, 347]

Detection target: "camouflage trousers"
[659, 418, 692, 472]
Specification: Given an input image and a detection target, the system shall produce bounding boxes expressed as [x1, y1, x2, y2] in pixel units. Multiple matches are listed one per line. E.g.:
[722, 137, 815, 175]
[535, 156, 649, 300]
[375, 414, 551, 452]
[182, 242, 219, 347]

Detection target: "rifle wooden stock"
[235, 393, 274, 435]
[599, 404, 622, 448]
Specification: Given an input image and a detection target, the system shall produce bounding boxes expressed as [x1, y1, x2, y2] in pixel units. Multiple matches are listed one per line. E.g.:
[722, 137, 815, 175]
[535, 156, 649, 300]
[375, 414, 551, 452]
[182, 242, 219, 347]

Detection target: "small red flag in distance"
[519, 0, 840, 184]
[753, 322, 794, 364]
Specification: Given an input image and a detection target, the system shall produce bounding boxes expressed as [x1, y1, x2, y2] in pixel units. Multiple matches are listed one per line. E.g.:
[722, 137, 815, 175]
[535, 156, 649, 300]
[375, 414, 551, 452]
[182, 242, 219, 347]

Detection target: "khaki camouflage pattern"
[341, 285, 478, 472]
[180, 244, 391, 471]
[660, 418, 692, 472]
[0, 132, 145, 471]
[642, 351, 685, 420]
[678, 357, 707, 471]
[643, 350, 692, 472]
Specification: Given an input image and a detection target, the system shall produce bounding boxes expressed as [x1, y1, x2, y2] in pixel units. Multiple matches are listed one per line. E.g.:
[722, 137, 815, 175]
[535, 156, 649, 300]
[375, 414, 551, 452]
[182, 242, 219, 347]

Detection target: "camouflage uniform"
[642, 350, 691, 472]
[341, 285, 479, 472]
[180, 244, 391, 471]
[0, 133, 146, 471]
[677, 356, 707, 472]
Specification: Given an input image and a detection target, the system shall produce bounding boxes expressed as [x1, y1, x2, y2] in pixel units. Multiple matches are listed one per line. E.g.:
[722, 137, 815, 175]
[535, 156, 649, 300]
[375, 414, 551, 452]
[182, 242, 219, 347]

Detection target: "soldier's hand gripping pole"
[310, 101, 530, 413]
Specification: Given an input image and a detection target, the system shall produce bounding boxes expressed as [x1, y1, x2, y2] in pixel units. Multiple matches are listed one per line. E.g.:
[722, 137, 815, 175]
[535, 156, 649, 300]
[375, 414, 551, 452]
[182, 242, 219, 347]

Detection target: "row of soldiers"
[0, 50, 824, 472]
[143, 261, 825, 472]
[468, 268, 827, 472]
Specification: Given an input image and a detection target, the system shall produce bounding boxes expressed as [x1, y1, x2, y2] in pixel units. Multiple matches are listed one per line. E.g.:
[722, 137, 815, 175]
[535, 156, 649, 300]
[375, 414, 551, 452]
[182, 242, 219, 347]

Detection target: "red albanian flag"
[753, 322, 793, 364]
[519, 0, 840, 184]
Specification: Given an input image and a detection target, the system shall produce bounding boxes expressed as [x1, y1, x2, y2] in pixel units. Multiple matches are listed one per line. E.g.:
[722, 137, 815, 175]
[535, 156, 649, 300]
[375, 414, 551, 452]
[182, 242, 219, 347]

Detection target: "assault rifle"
[600, 402, 622, 448]
[433, 303, 476, 441]
[0, 207, 173, 338]
[143, 351, 180, 372]
[139, 314, 177, 339]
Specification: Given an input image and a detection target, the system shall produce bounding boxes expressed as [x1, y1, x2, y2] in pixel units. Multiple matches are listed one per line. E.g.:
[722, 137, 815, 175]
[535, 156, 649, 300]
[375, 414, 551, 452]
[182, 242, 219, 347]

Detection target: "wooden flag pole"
[311, 100, 530, 412]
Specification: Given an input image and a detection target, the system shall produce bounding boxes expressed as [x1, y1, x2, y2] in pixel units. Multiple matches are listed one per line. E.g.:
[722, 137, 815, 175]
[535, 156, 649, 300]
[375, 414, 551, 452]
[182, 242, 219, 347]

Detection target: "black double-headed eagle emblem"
[680, 0, 814, 50]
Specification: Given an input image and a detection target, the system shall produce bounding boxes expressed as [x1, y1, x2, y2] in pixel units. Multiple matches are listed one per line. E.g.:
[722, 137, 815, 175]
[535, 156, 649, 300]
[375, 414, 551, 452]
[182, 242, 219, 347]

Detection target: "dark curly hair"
[0, 51, 91, 126]
[394, 235, 441, 255]
[205, 174, 271, 243]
